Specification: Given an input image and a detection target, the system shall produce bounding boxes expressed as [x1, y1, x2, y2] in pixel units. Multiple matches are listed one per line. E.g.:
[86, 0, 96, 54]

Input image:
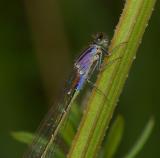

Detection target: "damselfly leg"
[100, 41, 128, 72]
[107, 41, 128, 56]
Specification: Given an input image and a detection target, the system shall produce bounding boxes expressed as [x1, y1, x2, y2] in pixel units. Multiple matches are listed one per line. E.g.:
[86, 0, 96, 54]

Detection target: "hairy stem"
[68, 0, 156, 158]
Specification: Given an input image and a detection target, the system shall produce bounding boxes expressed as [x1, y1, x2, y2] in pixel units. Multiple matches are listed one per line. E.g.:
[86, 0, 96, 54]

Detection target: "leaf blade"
[124, 117, 155, 158]
[103, 115, 125, 158]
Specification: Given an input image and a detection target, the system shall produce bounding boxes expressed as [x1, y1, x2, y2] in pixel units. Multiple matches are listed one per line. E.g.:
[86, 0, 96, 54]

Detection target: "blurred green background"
[0, 0, 159, 157]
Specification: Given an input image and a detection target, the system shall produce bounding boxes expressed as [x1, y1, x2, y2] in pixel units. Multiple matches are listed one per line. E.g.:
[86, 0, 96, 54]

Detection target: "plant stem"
[68, 0, 156, 158]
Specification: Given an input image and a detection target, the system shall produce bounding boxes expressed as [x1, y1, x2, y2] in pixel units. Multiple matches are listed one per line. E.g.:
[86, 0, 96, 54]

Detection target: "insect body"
[24, 33, 109, 158]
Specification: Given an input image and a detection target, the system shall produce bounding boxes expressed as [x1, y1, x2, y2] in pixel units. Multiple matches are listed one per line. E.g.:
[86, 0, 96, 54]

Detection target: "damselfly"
[24, 33, 109, 158]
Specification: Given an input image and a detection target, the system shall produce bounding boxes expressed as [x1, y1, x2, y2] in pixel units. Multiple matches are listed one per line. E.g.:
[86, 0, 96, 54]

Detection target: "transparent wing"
[23, 70, 78, 158]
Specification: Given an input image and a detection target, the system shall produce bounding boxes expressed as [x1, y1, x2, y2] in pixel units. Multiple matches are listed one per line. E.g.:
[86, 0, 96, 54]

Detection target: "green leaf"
[11, 131, 34, 144]
[11, 131, 65, 157]
[103, 115, 124, 158]
[68, 0, 157, 158]
[60, 102, 82, 145]
[124, 117, 155, 158]
[11, 103, 81, 157]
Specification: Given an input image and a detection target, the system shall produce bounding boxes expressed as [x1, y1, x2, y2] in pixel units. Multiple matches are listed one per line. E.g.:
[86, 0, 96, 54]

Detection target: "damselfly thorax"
[67, 34, 109, 96]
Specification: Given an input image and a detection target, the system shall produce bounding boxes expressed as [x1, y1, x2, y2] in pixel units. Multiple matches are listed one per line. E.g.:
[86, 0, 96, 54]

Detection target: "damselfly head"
[93, 32, 108, 49]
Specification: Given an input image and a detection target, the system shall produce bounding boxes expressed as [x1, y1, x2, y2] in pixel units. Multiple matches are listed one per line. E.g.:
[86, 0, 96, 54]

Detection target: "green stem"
[68, 0, 156, 158]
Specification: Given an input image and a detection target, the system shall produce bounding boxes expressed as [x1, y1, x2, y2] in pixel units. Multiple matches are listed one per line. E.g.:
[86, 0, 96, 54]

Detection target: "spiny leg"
[100, 41, 128, 72]
[85, 42, 127, 97]
[107, 41, 128, 56]
[100, 56, 122, 72]
[85, 55, 107, 97]
[86, 79, 106, 98]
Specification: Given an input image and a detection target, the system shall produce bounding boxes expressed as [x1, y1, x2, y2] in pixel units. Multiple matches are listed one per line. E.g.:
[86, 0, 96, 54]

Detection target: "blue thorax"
[75, 45, 99, 91]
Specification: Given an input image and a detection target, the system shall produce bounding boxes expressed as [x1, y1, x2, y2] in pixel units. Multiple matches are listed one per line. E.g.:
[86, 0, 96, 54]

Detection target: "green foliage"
[124, 118, 155, 158]
[11, 131, 33, 145]
[11, 102, 82, 157]
[59, 102, 82, 146]
[11, 131, 65, 158]
[12, 116, 154, 158]
[102, 115, 125, 158]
